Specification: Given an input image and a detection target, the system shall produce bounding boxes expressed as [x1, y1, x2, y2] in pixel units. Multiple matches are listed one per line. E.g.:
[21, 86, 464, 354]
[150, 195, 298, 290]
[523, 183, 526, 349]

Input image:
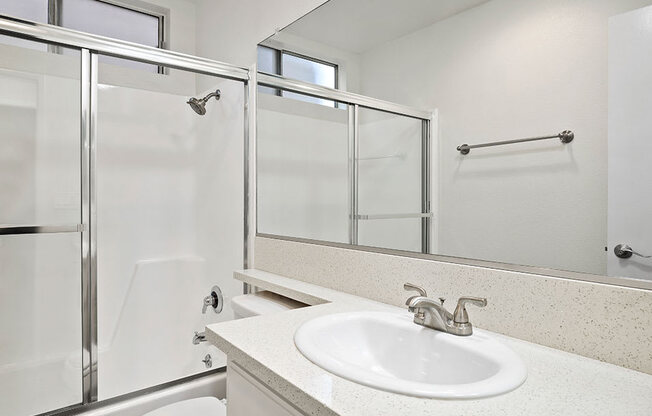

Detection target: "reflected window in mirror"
[257, 45, 338, 107]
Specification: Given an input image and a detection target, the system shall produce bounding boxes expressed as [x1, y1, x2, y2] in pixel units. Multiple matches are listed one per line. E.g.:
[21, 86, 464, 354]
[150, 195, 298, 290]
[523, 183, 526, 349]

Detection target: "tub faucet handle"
[202, 285, 224, 314]
[202, 295, 215, 314]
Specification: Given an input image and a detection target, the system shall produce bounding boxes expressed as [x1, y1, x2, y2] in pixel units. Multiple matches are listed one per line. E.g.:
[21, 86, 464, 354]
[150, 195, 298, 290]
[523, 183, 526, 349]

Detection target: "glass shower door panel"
[0, 40, 82, 416]
[257, 91, 349, 243]
[96, 64, 245, 399]
[0, 234, 82, 416]
[358, 218, 423, 252]
[357, 108, 423, 251]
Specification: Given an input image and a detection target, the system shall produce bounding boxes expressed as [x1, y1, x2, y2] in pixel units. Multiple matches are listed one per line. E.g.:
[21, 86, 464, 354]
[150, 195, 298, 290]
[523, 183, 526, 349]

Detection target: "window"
[257, 45, 338, 107]
[0, 0, 168, 73]
[0, 0, 49, 51]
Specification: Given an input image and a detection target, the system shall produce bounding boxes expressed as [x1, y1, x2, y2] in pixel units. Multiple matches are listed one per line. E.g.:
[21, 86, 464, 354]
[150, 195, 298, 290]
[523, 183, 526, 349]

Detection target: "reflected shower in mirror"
[256, 0, 652, 287]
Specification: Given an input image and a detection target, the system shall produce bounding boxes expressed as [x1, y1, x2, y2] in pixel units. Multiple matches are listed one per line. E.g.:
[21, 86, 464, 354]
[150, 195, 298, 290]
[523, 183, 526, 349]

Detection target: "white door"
[607, 5, 652, 280]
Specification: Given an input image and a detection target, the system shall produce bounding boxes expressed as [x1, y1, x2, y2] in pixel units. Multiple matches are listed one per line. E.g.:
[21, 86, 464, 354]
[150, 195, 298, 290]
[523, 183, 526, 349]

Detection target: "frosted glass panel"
[0, 233, 82, 416]
[357, 108, 422, 214]
[96, 67, 245, 399]
[357, 108, 423, 250]
[358, 218, 422, 252]
[257, 92, 349, 242]
[0, 41, 82, 416]
[0, 43, 81, 226]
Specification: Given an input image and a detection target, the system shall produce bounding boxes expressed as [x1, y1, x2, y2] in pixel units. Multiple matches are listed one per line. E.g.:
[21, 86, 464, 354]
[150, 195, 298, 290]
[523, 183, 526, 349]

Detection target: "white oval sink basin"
[294, 311, 527, 399]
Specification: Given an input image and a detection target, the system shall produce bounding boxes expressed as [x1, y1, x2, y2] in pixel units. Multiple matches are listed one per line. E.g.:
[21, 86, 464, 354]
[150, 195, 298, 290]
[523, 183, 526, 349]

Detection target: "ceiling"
[281, 0, 491, 54]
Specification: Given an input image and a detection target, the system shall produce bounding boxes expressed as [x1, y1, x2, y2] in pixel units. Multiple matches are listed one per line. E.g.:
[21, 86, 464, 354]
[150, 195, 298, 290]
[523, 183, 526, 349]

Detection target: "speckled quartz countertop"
[205, 269, 652, 416]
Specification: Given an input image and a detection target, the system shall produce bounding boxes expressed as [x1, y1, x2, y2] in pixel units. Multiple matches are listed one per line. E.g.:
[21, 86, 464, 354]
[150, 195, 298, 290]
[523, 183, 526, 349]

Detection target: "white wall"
[359, 0, 652, 275]
[194, 0, 327, 67]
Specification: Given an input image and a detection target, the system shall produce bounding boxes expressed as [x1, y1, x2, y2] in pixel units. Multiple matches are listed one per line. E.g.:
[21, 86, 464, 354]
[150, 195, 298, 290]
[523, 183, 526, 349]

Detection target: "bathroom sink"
[294, 311, 527, 399]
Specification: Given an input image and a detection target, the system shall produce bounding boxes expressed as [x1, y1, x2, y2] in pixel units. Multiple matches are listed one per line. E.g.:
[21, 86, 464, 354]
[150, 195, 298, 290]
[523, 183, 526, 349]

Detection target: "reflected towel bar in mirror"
[0, 224, 85, 235]
[457, 130, 574, 155]
[355, 213, 433, 220]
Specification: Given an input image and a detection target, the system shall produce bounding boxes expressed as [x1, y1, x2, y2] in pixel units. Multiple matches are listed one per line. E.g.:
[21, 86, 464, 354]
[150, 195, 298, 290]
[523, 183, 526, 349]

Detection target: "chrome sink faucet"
[403, 283, 487, 336]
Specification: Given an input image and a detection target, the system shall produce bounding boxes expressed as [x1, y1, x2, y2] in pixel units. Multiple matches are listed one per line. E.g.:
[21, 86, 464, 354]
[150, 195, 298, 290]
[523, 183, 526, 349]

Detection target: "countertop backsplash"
[254, 236, 652, 374]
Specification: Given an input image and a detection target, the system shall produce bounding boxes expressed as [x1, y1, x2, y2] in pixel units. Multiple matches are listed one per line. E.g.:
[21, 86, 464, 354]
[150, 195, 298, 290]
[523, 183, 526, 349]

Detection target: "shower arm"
[202, 89, 221, 102]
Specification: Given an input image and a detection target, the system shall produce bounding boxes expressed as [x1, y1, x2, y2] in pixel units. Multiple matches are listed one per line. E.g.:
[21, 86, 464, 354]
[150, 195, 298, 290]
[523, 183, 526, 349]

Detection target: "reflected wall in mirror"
[256, 0, 652, 286]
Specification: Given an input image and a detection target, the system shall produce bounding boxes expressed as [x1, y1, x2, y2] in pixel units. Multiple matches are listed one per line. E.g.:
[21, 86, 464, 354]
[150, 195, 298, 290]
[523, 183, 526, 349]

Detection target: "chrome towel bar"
[457, 130, 574, 155]
[0, 224, 85, 235]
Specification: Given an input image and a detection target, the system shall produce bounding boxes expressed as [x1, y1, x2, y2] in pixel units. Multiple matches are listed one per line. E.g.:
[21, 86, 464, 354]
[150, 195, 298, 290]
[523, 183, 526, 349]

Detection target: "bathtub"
[76, 372, 226, 416]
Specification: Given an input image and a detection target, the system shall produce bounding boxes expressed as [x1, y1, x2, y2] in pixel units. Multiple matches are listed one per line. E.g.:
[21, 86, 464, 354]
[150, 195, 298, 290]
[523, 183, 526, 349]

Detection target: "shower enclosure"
[256, 74, 435, 254]
[0, 16, 251, 416]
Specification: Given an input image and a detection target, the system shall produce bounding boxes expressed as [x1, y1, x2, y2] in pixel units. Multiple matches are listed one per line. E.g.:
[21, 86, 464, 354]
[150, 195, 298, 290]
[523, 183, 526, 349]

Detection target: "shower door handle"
[0, 224, 85, 235]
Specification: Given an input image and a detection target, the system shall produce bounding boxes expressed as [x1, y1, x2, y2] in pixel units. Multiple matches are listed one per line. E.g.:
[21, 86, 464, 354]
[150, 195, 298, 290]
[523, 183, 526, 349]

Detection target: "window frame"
[47, 0, 169, 74]
[258, 45, 339, 98]
[280, 49, 339, 91]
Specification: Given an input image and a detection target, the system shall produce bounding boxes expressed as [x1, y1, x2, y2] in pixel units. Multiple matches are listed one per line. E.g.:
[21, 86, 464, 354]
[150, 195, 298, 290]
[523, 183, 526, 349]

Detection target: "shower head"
[187, 89, 221, 115]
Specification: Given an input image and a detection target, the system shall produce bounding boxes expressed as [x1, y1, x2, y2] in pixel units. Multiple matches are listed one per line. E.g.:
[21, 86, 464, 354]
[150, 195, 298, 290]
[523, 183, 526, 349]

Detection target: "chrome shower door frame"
[0, 15, 252, 414]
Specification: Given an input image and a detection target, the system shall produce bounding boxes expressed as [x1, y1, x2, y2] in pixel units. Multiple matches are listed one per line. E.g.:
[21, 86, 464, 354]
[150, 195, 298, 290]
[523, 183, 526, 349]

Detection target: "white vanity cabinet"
[227, 361, 306, 416]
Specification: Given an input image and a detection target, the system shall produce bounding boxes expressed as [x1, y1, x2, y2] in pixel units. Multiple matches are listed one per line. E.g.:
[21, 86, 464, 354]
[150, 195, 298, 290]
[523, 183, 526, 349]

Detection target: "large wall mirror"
[255, 0, 652, 289]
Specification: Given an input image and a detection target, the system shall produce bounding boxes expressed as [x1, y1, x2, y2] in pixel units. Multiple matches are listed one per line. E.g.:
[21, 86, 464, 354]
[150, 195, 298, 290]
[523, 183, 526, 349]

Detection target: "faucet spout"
[407, 296, 453, 332]
[403, 287, 487, 336]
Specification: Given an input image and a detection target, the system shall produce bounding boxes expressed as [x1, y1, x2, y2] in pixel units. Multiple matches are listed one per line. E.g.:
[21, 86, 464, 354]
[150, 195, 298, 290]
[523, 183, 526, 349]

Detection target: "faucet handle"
[403, 283, 427, 305]
[453, 296, 487, 324]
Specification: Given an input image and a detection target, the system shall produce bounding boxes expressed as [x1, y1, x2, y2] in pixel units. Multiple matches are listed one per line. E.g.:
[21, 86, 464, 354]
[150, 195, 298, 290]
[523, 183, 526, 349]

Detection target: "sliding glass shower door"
[356, 108, 430, 253]
[0, 39, 83, 416]
[95, 60, 245, 400]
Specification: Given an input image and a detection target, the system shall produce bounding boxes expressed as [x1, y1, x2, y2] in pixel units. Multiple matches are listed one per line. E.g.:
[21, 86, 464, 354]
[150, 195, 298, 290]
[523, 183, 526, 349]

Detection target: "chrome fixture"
[258, 73, 432, 119]
[202, 354, 212, 369]
[202, 285, 224, 314]
[192, 331, 207, 345]
[457, 130, 574, 155]
[404, 283, 486, 336]
[403, 283, 427, 305]
[614, 244, 651, 259]
[187, 89, 221, 115]
[355, 212, 433, 220]
[0, 224, 85, 235]
[357, 152, 407, 161]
